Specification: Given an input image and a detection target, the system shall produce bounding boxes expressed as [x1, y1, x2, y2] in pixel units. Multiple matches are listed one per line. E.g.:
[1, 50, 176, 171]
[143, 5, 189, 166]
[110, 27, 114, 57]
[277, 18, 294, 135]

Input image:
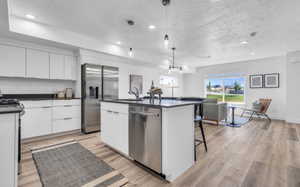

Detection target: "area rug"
[32, 141, 128, 187]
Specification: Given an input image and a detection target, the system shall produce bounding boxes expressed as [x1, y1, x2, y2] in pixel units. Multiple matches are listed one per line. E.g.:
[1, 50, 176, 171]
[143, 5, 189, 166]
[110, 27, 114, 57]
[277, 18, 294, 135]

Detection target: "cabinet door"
[0, 44, 26, 77]
[65, 55, 77, 80]
[53, 118, 80, 133]
[26, 49, 49, 79]
[115, 112, 129, 155]
[50, 53, 65, 80]
[21, 107, 52, 139]
[101, 110, 117, 148]
[0, 114, 17, 187]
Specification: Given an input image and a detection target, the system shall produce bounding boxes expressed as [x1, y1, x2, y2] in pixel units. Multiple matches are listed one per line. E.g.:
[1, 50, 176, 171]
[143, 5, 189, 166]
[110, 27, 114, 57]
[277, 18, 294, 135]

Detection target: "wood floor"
[19, 119, 300, 187]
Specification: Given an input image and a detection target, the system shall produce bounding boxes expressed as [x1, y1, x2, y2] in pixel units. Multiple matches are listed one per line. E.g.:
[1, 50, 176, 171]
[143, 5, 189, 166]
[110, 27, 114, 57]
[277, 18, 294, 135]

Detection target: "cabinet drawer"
[101, 102, 128, 114]
[53, 105, 81, 119]
[53, 118, 80, 133]
[53, 99, 81, 106]
[21, 100, 52, 109]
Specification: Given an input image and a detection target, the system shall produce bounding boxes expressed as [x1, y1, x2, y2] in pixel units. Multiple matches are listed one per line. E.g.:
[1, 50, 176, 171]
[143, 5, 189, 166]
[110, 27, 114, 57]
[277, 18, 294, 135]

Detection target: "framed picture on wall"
[249, 74, 263, 88]
[264, 73, 280, 88]
[129, 74, 143, 94]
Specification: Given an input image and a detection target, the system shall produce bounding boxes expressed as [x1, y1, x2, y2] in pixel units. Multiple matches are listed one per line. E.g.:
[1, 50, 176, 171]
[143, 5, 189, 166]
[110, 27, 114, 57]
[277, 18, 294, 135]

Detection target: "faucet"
[128, 87, 140, 99]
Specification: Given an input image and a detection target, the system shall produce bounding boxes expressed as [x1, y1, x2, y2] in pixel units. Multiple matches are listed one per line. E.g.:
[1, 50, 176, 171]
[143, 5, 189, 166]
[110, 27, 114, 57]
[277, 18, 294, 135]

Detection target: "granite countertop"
[101, 99, 204, 108]
[0, 106, 23, 114]
[2, 94, 80, 101]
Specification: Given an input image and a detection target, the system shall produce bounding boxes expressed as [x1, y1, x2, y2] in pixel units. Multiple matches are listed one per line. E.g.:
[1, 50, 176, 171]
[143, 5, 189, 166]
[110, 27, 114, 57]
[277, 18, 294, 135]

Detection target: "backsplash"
[0, 77, 76, 94]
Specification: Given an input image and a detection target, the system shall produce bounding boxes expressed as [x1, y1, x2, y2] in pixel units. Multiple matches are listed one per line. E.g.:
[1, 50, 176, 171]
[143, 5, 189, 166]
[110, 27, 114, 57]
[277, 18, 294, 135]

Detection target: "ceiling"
[4, 0, 300, 68]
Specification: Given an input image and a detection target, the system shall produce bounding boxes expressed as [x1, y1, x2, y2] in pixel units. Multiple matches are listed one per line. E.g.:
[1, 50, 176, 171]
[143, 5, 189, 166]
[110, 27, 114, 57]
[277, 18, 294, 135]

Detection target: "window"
[159, 75, 178, 87]
[205, 77, 245, 103]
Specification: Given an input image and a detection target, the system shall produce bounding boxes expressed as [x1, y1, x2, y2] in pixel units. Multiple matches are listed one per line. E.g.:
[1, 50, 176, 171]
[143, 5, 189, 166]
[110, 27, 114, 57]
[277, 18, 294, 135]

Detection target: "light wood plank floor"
[19, 119, 300, 187]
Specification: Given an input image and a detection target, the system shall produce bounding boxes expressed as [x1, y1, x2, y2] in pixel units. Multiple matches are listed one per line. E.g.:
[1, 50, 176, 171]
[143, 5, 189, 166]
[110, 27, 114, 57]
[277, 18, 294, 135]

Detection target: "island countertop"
[101, 98, 203, 108]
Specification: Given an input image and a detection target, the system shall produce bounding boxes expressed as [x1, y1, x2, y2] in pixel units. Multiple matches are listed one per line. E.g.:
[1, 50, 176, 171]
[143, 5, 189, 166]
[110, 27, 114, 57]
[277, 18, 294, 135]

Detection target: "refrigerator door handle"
[96, 87, 99, 99]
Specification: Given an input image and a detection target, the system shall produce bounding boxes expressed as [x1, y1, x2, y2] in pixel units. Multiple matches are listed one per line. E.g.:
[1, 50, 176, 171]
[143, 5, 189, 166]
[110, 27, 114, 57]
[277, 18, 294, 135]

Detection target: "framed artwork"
[129, 74, 143, 94]
[249, 74, 263, 88]
[264, 73, 279, 88]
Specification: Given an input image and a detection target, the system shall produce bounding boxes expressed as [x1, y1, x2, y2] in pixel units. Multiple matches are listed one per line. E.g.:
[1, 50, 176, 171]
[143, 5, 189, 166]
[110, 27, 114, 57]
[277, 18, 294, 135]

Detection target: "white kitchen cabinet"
[0, 113, 18, 187]
[101, 102, 129, 155]
[65, 55, 77, 80]
[21, 106, 52, 139]
[52, 118, 80, 133]
[50, 53, 65, 80]
[26, 49, 50, 79]
[0, 44, 26, 77]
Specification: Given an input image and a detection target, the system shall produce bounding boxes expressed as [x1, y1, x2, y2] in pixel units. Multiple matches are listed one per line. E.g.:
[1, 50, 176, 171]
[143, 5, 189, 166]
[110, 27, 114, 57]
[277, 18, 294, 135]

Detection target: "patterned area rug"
[32, 141, 128, 187]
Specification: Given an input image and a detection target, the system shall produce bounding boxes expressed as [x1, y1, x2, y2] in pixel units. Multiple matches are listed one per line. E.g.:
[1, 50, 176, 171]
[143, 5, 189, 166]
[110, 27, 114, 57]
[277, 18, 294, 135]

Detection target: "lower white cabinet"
[21, 99, 81, 139]
[0, 113, 18, 187]
[22, 106, 52, 139]
[53, 118, 80, 133]
[101, 102, 128, 155]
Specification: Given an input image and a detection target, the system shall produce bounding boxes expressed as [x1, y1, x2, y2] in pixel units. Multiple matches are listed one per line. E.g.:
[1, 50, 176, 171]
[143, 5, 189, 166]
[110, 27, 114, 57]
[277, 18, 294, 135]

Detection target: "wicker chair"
[241, 99, 272, 121]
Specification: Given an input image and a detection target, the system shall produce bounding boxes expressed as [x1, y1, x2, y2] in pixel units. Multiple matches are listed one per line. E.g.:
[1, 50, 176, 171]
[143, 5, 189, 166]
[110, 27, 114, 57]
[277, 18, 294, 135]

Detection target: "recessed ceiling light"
[250, 52, 255, 55]
[241, 41, 248, 45]
[25, 14, 35, 19]
[148, 25, 156, 30]
[116, 41, 121, 45]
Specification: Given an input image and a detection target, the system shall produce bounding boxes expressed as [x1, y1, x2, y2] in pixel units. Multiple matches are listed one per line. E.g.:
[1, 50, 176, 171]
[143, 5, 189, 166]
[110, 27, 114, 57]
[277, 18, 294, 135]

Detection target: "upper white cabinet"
[50, 53, 65, 80]
[0, 44, 26, 77]
[0, 43, 76, 81]
[64, 55, 77, 80]
[26, 49, 50, 79]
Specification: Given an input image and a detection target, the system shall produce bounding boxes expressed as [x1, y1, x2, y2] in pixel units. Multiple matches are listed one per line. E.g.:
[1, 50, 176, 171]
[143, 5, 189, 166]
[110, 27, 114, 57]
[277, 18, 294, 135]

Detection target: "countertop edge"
[100, 100, 202, 108]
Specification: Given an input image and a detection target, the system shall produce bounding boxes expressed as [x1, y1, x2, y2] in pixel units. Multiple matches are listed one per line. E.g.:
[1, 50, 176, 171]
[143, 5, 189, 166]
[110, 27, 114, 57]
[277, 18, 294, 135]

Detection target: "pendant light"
[164, 34, 169, 48]
[168, 47, 182, 73]
[162, 0, 170, 48]
[129, 47, 133, 57]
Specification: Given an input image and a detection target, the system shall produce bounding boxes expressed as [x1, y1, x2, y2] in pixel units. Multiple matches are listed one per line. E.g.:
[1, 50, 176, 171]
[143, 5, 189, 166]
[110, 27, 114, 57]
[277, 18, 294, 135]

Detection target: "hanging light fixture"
[162, 0, 170, 48]
[128, 47, 133, 57]
[168, 47, 182, 73]
[164, 34, 169, 48]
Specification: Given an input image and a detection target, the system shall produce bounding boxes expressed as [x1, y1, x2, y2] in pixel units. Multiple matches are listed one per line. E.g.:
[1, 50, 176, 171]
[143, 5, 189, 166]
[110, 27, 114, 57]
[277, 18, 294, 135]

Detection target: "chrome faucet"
[128, 87, 140, 99]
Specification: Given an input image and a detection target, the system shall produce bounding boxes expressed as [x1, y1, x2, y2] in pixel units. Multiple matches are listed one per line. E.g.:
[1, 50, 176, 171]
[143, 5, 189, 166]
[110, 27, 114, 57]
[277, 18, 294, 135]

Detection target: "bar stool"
[194, 106, 208, 161]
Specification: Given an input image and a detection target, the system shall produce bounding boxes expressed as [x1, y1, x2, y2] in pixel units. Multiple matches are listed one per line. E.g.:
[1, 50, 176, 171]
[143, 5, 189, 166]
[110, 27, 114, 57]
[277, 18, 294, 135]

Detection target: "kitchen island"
[100, 98, 203, 182]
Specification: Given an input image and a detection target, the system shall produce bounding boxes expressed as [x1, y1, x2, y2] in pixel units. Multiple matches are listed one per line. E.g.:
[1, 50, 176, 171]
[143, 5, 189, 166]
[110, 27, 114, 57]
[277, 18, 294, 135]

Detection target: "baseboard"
[22, 129, 81, 143]
[286, 117, 300, 124]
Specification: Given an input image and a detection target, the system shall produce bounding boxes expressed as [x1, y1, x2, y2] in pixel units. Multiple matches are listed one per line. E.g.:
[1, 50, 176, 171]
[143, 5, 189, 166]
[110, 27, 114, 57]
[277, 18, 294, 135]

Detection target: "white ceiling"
[5, 0, 300, 68]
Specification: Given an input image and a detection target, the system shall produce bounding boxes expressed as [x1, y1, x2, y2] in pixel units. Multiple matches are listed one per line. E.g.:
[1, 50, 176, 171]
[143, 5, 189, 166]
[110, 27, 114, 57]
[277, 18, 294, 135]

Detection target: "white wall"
[183, 56, 286, 120]
[79, 49, 183, 98]
[286, 51, 300, 123]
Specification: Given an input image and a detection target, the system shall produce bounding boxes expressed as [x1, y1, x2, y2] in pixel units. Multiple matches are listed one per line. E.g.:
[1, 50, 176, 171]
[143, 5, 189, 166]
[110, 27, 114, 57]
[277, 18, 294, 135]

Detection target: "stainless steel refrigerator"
[81, 64, 119, 133]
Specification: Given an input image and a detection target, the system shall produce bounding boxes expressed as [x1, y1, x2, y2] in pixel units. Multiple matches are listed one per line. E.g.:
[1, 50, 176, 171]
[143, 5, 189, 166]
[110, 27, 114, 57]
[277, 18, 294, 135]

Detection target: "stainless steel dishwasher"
[129, 105, 162, 174]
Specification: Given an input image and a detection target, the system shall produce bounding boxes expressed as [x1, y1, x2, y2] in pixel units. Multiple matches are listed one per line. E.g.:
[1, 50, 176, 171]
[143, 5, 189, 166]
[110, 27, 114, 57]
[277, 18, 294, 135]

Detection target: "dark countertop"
[0, 106, 23, 114]
[1, 94, 80, 101]
[101, 99, 204, 108]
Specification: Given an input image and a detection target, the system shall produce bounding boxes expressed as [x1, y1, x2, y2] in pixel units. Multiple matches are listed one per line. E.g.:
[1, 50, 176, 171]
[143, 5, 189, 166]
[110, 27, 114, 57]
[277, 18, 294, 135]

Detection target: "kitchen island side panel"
[162, 105, 195, 182]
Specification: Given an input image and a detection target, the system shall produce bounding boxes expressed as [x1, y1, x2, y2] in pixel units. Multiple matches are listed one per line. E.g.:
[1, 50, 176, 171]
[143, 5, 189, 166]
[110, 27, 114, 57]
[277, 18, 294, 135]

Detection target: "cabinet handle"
[64, 105, 73, 107]
[113, 111, 119, 115]
[42, 106, 51, 108]
[107, 110, 113, 113]
[64, 117, 72, 120]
